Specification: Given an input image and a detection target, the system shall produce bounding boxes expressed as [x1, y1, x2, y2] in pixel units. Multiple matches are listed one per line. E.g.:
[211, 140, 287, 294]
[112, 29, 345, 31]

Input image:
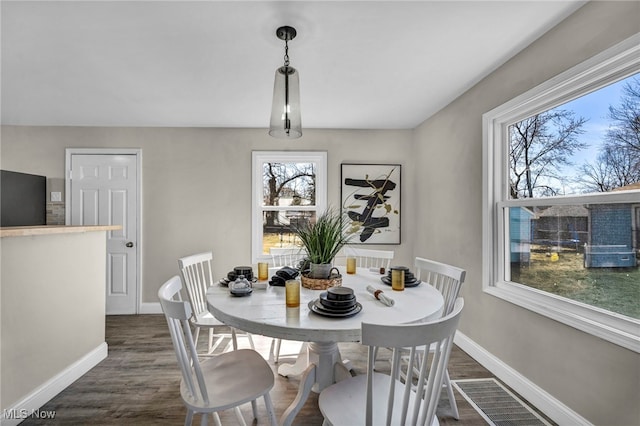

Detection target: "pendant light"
[269, 26, 302, 139]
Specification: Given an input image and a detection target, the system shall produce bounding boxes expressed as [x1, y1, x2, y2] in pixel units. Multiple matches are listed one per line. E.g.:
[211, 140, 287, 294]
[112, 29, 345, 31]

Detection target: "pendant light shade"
[269, 26, 302, 139]
[269, 65, 301, 138]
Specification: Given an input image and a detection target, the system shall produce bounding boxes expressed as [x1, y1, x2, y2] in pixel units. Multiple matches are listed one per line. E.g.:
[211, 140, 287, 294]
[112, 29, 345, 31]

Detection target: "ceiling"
[1, 1, 586, 130]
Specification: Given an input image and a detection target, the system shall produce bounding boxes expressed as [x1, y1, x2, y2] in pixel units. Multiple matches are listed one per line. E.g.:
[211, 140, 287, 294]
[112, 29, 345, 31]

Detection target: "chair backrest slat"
[415, 257, 466, 315]
[361, 298, 464, 426]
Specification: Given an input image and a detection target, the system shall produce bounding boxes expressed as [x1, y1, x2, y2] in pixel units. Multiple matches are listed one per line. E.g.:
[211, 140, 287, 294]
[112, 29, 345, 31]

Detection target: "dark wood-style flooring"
[20, 315, 542, 425]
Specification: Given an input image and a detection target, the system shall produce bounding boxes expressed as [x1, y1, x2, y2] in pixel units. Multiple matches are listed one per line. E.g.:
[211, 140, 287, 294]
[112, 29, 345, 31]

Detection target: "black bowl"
[234, 266, 253, 280]
[390, 265, 410, 271]
[319, 292, 356, 309]
[326, 286, 355, 301]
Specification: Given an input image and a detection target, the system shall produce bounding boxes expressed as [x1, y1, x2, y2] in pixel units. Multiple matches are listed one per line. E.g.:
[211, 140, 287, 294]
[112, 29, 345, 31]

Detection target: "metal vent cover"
[452, 378, 553, 426]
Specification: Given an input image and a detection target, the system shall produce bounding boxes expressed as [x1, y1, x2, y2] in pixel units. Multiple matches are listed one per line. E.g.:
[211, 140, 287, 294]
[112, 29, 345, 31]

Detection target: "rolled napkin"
[366, 285, 395, 307]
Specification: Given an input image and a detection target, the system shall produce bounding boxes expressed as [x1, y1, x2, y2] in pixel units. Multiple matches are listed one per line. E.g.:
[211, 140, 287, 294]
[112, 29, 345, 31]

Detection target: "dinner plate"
[308, 300, 362, 318]
[386, 271, 415, 280]
[319, 291, 356, 308]
[381, 276, 422, 287]
[314, 298, 357, 313]
[220, 277, 257, 287]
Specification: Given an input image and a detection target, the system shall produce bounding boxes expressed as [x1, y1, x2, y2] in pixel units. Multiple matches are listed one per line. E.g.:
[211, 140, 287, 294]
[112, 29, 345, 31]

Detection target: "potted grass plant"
[294, 208, 352, 279]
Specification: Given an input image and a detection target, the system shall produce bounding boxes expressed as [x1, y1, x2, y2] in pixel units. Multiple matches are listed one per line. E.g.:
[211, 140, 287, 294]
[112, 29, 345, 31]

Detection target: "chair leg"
[231, 328, 238, 351]
[193, 327, 201, 351]
[264, 393, 278, 426]
[200, 412, 208, 426]
[207, 328, 215, 354]
[444, 369, 459, 420]
[233, 406, 246, 426]
[185, 409, 194, 426]
[274, 338, 282, 363]
[251, 400, 258, 419]
[212, 413, 222, 426]
[246, 332, 255, 350]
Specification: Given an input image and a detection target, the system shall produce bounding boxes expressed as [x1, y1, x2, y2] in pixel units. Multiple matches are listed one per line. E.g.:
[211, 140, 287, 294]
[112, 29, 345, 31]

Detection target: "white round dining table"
[207, 266, 444, 424]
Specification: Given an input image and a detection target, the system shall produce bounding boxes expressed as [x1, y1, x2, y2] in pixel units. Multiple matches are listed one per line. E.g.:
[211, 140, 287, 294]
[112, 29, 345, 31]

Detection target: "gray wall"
[412, 2, 639, 425]
[0, 126, 415, 304]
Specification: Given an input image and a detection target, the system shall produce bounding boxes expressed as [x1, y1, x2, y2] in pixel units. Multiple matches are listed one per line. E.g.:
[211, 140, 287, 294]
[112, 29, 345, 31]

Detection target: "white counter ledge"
[1, 224, 121, 237]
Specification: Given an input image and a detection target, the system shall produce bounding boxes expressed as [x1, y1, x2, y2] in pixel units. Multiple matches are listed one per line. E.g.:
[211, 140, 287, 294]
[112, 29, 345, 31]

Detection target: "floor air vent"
[451, 378, 553, 426]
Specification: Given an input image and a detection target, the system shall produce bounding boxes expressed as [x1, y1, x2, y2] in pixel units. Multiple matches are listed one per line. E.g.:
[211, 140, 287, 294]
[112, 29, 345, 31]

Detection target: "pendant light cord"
[283, 39, 290, 67]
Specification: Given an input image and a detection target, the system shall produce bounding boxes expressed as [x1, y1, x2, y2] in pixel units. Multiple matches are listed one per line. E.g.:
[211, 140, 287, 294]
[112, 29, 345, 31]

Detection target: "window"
[483, 34, 640, 352]
[251, 151, 327, 263]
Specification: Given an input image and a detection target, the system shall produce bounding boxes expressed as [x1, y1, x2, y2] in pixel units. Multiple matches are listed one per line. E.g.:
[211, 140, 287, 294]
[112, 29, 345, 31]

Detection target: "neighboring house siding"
[589, 204, 633, 247]
[585, 204, 636, 268]
[533, 205, 588, 248]
[510, 207, 533, 263]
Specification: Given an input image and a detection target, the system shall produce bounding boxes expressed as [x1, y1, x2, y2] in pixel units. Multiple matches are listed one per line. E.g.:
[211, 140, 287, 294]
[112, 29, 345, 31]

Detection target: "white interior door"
[69, 153, 139, 314]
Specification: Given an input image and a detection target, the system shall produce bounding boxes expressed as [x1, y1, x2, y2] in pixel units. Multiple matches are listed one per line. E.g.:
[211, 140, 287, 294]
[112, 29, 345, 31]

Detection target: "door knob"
[125, 242, 134, 248]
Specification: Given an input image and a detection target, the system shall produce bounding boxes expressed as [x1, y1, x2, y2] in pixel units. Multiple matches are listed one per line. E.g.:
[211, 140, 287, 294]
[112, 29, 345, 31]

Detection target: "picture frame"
[341, 163, 401, 244]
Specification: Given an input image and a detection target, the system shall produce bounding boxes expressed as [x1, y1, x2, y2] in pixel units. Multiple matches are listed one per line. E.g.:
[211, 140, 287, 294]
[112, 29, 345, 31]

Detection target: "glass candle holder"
[285, 279, 300, 307]
[346, 257, 356, 274]
[391, 269, 405, 291]
[258, 262, 269, 281]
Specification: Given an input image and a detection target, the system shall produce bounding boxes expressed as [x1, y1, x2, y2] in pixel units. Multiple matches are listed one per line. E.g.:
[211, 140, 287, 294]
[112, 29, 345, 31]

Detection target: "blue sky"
[552, 72, 637, 193]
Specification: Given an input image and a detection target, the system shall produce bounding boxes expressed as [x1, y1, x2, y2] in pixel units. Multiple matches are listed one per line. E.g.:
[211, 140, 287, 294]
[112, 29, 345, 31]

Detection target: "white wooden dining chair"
[270, 247, 306, 268]
[179, 252, 254, 354]
[319, 298, 465, 426]
[269, 247, 306, 363]
[343, 247, 394, 270]
[415, 257, 466, 317]
[410, 257, 466, 419]
[159, 276, 278, 426]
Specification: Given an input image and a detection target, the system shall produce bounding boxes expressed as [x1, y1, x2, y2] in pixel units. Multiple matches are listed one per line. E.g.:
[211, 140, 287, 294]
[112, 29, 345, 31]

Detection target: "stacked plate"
[220, 267, 257, 287]
[381, 266, 422, 287]
[309, 286, 362, 318]
[219, 276, 257, 287]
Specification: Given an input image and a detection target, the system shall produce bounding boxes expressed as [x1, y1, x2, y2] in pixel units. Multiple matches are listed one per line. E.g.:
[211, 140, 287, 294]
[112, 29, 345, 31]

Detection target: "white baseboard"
[138, 302, 162, 314]
[454, 331, 592, 426]
[1, 343, 108, 426]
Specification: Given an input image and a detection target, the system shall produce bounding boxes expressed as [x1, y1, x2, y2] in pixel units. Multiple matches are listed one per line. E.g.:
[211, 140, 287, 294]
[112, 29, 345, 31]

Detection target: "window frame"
[482, 34, 640, 353]
[251, 151, 327, 263]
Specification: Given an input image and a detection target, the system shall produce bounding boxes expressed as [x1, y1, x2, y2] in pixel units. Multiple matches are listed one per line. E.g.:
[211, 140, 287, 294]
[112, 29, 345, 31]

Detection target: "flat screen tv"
[1, 170, 47, 226]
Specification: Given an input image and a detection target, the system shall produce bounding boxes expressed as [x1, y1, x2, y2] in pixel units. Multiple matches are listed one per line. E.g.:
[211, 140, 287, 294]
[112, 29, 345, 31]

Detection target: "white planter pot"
[309, 263, 333, 279]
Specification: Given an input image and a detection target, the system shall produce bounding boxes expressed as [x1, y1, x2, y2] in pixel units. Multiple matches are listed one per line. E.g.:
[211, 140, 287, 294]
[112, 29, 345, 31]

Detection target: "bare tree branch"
[578, 76, 640, 192]
[509, 109, 587, 198]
